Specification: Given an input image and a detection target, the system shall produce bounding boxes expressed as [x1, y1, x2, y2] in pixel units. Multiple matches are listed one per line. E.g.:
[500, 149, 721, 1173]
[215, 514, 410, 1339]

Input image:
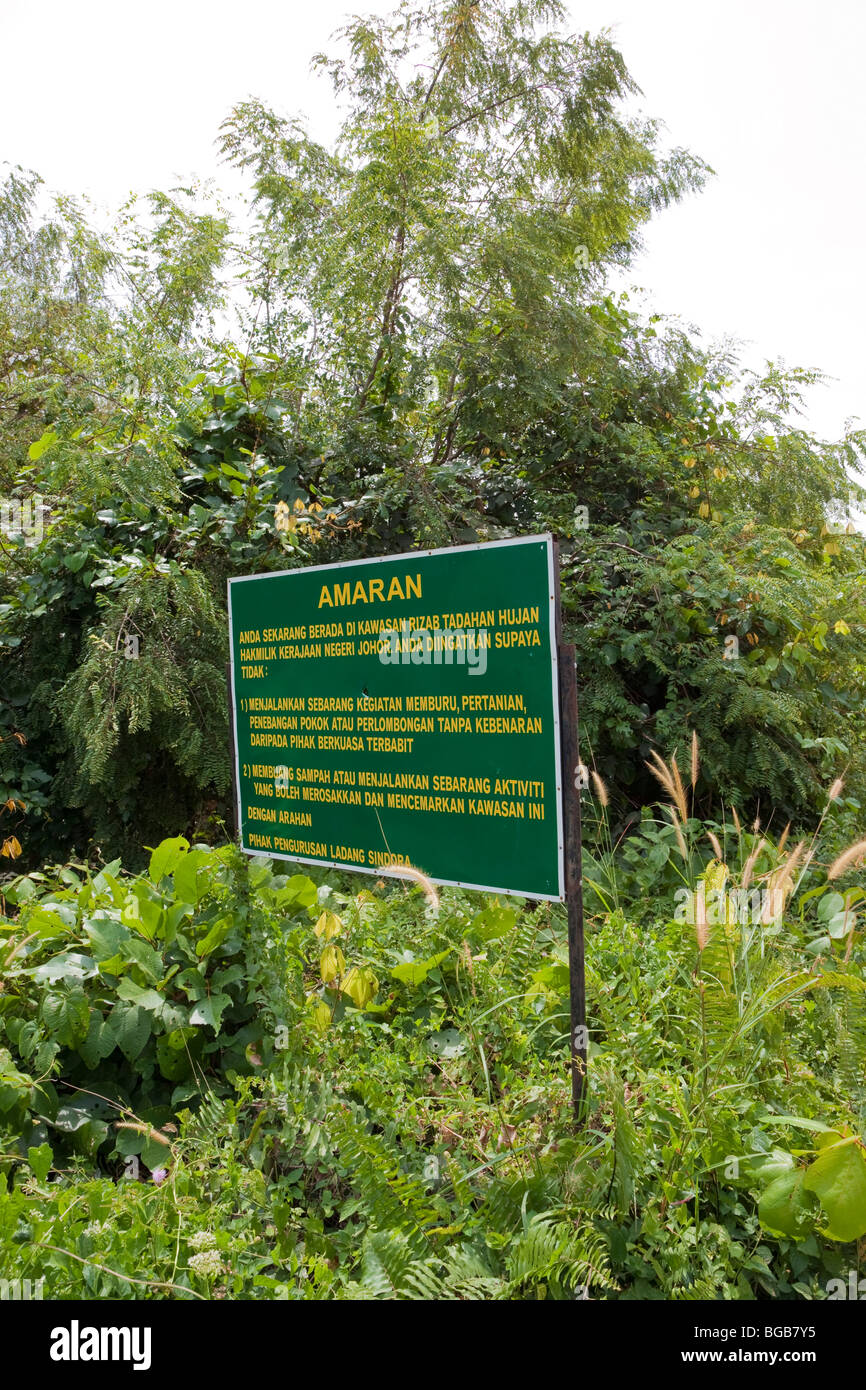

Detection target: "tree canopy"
[1, 0, 864, 868]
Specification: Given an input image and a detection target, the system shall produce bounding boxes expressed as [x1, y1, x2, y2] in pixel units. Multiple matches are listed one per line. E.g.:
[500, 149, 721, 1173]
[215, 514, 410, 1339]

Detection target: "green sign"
[228, 535, 564, 899]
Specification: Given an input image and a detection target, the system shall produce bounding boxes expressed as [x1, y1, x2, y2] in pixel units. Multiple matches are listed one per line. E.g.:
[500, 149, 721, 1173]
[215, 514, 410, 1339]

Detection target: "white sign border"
[227, 533, 565, 901]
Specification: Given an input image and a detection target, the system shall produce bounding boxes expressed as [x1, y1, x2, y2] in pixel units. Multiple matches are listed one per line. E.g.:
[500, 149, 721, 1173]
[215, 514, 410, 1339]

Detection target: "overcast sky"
[2, 0, 863, 443]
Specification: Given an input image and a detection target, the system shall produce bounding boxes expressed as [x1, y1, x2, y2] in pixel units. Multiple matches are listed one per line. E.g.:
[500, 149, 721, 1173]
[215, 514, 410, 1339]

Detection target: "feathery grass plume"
[645, 750, 688, 822]
[740, 836, 767, 893]
[828, 839, 866, 881]
[590, 770, 609, 807]
[379, 860, 440, 913]
[666, 804, 689, 862]
[828, 778, 845, 803]
[645, 749, 676, 802]
[778, 839, 805, 892]
[690, 729, 699, 790]
[761, 841, 804, 924]
[777, 822, 791, 854]
[731, 806, 741, 836]
[707, 831, 723, 860]
[671, 755, 688, 824]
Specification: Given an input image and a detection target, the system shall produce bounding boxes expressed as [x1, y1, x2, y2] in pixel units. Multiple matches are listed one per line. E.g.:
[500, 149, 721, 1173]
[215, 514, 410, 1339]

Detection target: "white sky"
[1, 0, 864, 442]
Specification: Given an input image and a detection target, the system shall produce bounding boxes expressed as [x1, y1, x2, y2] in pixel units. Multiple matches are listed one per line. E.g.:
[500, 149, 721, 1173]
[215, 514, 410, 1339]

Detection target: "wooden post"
[225, 661, 240, 842]
[552, 541, 587, 1121]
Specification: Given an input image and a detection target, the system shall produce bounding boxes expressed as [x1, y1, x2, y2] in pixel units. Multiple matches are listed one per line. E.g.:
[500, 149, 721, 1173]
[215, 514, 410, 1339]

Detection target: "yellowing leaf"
[319, 943, 346, 983]
[703, 859, 728, 896]
[308, 999, 331, 1034]
[341, 965, 379, 1008]
[1, 837, 22, 860]
[834, 620, 850, 635]
[314, 910, 342, 940]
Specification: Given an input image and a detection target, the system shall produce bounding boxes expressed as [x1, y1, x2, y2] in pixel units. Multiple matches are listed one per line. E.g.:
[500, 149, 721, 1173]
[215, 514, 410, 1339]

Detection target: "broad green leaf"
[148, 836, 190, 883]
[803, 1139, 866, 1241]
[97, 953, 128, 977]
[817, 891, 846, 922]
[121, 889, 163, 940]
[141, 1132, 173, 1170]
[827, 911, 856, 940]
[28, 429, 57, 461]
[471, 904, 517, 941]
[156, 1029, 197, 1081]
[119, 936, 164, 980]
[53, 1102, 97, 1134]
[189, 993, 231, 1030]
[772, 1114, 845, 1135]
[195, 918, 231, 958]
[107, 1004, 151, 1064]
[77, 1012, 116, 1069]
[746, 1148, 795, 1184]
[428, 1028, 466, 1059]
[31, 952, 97, 983]
[174, 848, 212, 905]
[275, 875, 318, 912]
[84, 916, 130, 960]
[116, 978, 165, 1011]
[0, 1049, 34, 1112]
[41, 988, 90, 1047]
[758, 1169, 817, 1238]
[391, 950, 450, 986]
[27, 1143, 53, 1182]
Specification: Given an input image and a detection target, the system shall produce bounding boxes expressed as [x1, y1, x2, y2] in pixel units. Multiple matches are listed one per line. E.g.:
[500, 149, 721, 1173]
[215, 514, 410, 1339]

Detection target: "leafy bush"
[1, 792, 864, 1299]
[0, 838, 316, 1173]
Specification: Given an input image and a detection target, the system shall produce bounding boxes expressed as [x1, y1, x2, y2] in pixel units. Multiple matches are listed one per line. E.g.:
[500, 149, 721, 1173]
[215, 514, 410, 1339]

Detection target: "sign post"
[552, 541, 587, 1118]
[227, 533, 587, 1117]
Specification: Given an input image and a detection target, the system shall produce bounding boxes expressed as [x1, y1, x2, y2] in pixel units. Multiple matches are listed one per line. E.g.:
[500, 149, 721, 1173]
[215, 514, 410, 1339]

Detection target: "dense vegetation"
[1, 0, 865, 1301]
[2, 780, 866, 1299]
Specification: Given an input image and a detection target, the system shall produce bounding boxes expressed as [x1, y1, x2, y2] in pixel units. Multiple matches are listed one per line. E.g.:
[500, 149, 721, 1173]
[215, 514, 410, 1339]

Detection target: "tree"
[218, 0, 707, 541]
[1, 0, 864, 866]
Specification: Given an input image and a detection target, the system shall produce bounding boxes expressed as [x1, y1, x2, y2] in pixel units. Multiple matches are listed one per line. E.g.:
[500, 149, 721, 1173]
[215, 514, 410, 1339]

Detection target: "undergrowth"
[1, 760, 865, 1299]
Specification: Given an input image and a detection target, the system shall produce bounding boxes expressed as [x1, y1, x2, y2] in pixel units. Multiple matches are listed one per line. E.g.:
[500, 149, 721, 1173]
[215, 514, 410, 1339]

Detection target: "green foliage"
[0, 0, 865, 1301]
[0, 840, 316, 1172]
[0, 802, 863, 1299]
[1, 1, 864, 860]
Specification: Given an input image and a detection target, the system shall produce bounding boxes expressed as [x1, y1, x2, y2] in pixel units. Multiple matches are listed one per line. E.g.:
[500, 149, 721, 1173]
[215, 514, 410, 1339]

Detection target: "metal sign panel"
[228, 534, 563, 898]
